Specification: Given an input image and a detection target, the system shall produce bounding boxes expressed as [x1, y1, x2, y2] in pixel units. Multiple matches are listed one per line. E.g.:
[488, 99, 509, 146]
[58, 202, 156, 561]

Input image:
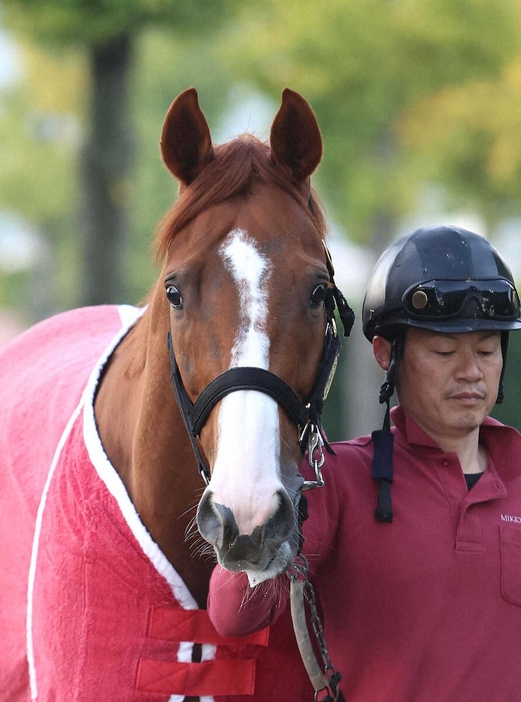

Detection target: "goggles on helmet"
[403, 278, 520, 321]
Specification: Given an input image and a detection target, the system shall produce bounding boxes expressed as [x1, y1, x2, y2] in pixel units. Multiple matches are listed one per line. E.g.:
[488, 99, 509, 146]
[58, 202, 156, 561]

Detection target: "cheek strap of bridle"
[167, 332, 212, 484]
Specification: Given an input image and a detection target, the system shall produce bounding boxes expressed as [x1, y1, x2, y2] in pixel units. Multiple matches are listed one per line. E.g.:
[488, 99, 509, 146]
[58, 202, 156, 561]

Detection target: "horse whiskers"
[184, 514, 200, 542]
[187, 527, 216, 560]
[191, 541, 216, 562]
[185, 518, 217, 560]
[178, 502, 200, 522]
[280, 435, 292, 452]
[239, 573, 288, 610]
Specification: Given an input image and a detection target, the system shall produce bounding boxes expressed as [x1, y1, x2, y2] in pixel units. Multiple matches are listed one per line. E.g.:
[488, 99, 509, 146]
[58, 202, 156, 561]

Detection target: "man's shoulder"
[322, 435, 375, 478]
[483, 415, 521, 437]
[484, 415, 519, 429]
[482, 416, 521, 449]
[330, 433, 373, 453]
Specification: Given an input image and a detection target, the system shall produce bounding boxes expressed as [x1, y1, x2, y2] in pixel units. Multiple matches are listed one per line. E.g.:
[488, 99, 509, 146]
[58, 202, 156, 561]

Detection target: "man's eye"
[166, 285, 183, 309]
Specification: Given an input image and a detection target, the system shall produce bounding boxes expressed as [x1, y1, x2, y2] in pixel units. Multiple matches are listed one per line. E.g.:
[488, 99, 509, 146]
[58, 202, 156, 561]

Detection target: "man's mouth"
[449, 391, 485, 403]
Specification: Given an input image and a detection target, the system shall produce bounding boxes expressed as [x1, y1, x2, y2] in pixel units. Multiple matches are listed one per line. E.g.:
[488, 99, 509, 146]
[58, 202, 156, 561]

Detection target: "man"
[207, 226, 521, 702]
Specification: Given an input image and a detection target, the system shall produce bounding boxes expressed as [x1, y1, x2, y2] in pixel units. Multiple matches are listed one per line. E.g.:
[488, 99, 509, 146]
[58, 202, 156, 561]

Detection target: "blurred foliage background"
[1, 0, 521, 437]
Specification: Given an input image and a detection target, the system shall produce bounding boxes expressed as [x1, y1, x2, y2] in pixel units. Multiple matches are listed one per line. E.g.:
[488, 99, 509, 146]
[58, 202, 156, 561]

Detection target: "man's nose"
[455, 351, 483, 381]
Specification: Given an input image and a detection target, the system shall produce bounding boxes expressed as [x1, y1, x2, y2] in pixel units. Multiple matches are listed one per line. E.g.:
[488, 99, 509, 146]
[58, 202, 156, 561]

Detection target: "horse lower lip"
[222, 552, 272, 572]
[220, 543, 283, 573]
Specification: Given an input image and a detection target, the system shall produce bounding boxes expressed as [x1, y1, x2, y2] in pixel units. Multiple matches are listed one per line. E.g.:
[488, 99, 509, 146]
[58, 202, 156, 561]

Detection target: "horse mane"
[154, 135, 327, 261]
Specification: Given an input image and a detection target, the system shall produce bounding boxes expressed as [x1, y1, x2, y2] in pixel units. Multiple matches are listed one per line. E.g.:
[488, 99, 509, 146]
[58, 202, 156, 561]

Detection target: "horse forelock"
[154, 135, 326, 262]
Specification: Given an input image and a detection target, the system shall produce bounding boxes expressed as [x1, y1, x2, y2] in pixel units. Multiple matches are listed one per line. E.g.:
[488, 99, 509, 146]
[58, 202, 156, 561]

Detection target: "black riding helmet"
[362, 225, 521, 523]
[363, 225, 521, 341]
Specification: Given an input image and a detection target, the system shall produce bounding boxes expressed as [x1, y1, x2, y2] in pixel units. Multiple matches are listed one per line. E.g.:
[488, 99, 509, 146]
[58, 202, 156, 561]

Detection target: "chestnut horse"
[0, 88, 351, 701]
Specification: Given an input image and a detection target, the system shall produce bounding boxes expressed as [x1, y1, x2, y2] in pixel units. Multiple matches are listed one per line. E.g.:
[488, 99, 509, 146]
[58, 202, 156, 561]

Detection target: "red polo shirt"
[209, 406, 521, 702]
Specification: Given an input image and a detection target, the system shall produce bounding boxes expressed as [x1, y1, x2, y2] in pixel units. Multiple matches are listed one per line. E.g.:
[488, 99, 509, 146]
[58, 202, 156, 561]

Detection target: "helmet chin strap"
[371, 335, 403, 523]
[497, 331, 509, 404]
[378, 335, 402, 406]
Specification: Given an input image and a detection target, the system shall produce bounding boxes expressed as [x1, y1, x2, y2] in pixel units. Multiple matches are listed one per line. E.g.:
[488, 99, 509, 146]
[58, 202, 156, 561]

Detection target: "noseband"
[167, 245, 354, 490]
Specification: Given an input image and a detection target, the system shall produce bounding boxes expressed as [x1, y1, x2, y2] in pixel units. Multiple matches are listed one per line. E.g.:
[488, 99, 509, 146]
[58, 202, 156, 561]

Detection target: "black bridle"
[167, 244, 354, 489]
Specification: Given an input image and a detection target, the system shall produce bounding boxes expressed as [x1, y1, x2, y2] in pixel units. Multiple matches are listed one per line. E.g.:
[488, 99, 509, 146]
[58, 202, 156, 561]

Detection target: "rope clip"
[300, 423, 325, 490]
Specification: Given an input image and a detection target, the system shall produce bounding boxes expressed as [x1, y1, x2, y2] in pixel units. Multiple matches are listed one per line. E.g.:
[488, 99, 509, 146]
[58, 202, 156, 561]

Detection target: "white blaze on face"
[210, 228, 282, 534]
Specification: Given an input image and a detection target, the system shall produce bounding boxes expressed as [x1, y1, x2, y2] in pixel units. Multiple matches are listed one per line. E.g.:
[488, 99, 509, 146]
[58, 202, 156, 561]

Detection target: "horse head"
[157, 88, 339, 585]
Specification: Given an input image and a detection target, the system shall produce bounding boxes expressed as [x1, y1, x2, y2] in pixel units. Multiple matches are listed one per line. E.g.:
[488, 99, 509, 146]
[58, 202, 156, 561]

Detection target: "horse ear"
[270, 88, 323, 183]
[160, 88, 214, 185]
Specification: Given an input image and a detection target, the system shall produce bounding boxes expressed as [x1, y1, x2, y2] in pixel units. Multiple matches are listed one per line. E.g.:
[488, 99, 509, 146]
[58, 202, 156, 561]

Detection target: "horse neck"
[95, 284, 213, 605]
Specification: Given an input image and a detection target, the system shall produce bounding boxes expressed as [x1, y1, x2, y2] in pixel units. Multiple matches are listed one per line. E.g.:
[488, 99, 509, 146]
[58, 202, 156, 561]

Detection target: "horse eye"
[310, 284, 327, 307]
[166, 285, 183, 309]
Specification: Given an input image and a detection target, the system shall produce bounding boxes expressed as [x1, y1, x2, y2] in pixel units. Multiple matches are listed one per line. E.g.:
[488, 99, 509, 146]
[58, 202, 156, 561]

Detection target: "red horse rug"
[0, 305, 311, 702]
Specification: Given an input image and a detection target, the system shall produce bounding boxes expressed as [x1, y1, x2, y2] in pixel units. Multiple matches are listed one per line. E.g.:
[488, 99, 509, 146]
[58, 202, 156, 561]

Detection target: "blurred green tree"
[0, 31, 237, 315]
[218, 0, 521, 251]
[399, 56, 521, 227]
[2, 0, 241, 306]
[0, 41, 86, 317]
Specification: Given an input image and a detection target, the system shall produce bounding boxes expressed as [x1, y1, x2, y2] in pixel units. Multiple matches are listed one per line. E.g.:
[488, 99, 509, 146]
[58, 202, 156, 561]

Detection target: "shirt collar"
[390, 406, 438, 449]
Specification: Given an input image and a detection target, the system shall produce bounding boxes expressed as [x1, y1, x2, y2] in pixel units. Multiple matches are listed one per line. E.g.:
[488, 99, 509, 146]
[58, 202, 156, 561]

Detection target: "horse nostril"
[264, 489, 296, 544]
[196, 490, 238, 549]
[196, 490, 220, 546]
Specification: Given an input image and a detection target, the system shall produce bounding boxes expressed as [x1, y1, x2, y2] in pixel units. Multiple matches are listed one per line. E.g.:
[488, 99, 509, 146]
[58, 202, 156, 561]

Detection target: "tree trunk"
[79, 32, 134, 306]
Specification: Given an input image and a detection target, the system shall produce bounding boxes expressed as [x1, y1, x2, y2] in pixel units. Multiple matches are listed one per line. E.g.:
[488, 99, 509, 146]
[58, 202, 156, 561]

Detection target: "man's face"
[381, 328, 503, 442]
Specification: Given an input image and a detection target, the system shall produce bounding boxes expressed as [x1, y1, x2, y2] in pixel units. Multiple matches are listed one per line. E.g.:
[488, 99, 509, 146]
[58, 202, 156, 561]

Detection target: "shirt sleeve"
[207, 567, 289, 637]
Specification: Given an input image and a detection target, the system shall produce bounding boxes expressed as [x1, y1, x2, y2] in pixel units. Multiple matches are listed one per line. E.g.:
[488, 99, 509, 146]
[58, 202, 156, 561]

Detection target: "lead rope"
[288, 556, 345, 702]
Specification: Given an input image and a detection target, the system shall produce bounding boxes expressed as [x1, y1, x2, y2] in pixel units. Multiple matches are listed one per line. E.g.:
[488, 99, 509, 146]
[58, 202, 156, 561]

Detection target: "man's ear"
[373, 335, 392, 371]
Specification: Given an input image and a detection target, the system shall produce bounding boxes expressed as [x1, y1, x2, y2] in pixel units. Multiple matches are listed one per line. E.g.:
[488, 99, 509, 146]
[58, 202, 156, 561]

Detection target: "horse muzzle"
[196, 487, 299, 584]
